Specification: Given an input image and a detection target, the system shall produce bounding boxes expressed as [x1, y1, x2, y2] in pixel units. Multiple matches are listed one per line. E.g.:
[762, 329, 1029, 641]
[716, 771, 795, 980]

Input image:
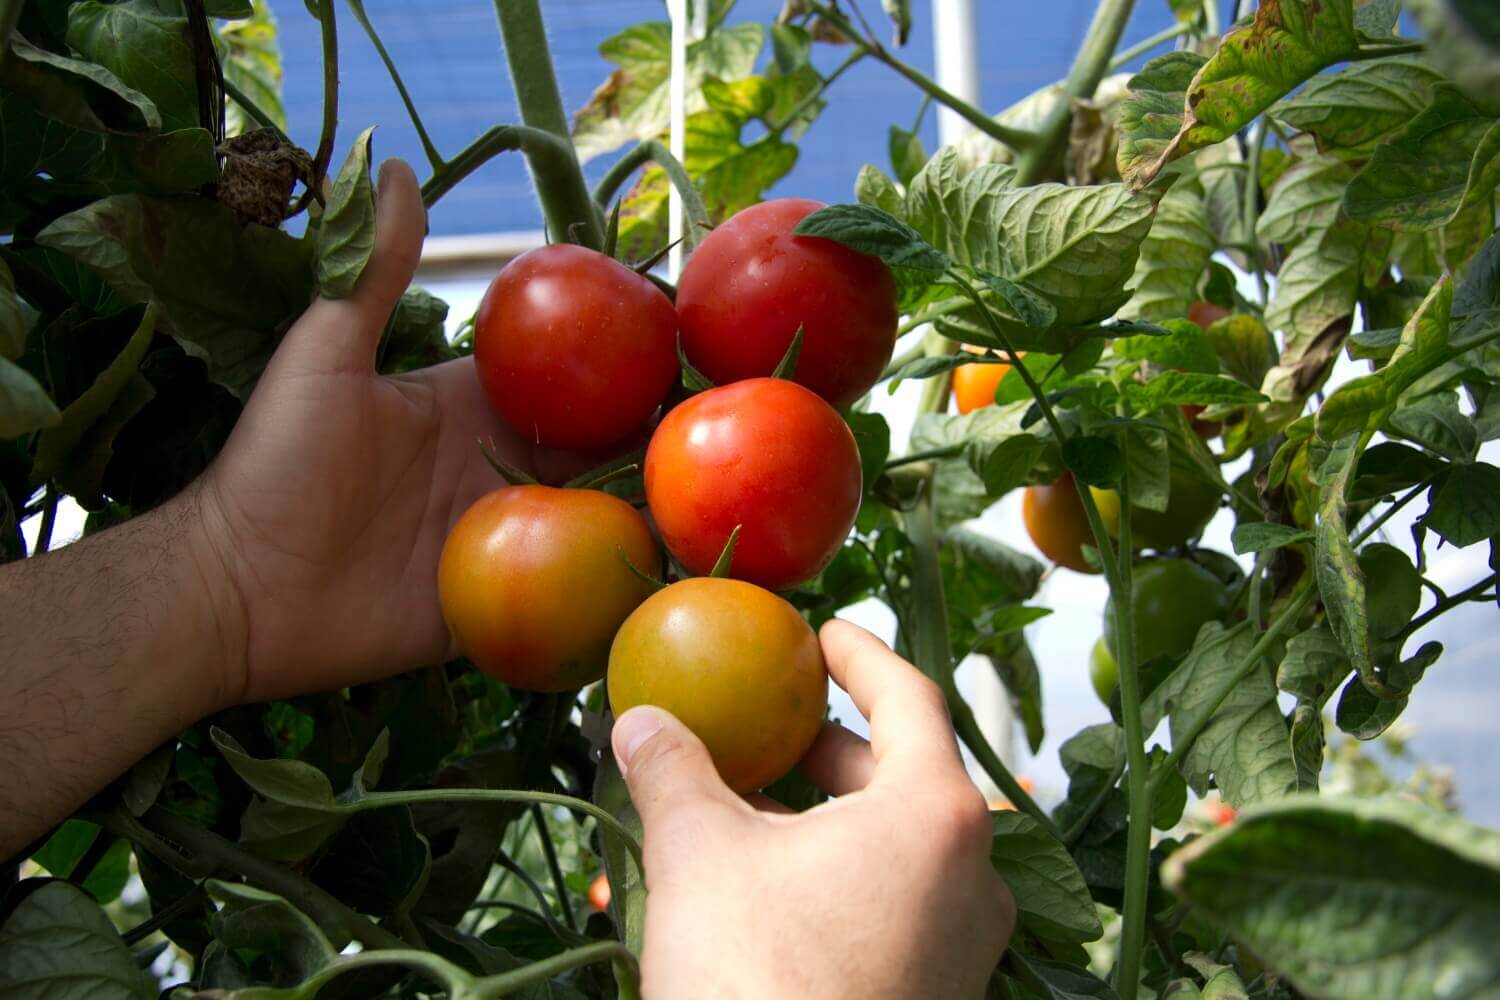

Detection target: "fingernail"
[612, 706, 665, 774]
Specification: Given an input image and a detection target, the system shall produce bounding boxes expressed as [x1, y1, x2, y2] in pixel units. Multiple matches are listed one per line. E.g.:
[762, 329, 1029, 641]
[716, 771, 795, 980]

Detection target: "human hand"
[194, 159, 529, 704]
[611, 618, 1015, 999]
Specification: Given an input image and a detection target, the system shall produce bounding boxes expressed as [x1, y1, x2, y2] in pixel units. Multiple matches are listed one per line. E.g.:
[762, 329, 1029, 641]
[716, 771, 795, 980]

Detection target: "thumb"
[282, 158, 427, 374]
[612, 706, 738, 832]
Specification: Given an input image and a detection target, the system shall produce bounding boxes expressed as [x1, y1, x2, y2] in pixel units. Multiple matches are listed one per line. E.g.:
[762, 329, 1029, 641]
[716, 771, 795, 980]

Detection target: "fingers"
[797, 721, 876, 796]
[818, 619, 964, 783]
[280, 159, 427, 375]
[611, 706, 741, 837]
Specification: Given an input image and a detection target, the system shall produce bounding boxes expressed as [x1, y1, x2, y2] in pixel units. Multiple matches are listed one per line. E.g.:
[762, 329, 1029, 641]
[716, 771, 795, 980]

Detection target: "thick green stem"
[221, 77, 293, 145]
[492, 0, 603, 247]
[1108, 20, 1191, 71]
[590, 140, 709, 250]
[1015, 0, 1137, 185]
[808, 2, 1039, 152]
[422, 124, 583, 210]
[346, 0, 443, 169]
[906, 487, 1060, 837]
[311, 0, 340, 187]
[530, 803, 579, 932]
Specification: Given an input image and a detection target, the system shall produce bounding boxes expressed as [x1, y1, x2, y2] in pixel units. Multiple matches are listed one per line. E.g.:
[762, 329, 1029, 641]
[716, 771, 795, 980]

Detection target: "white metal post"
[667, 0, 688, 281]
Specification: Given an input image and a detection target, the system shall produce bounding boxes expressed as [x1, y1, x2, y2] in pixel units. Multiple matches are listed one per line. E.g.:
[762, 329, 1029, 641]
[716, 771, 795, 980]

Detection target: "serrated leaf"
[1120, 176, 1214, 322]
[1277, 623, 1351, 705]
[974, 269, 1057, 329]
[1314, 434, 1373, 692]
[0, 881, 154, 998]
[1164, 797, 1500, 1000]
[317, 127, 377, 298]
[1272, 56, 1446, 154]
[888, 123, 926, 187]
[1115, 52, 1206, 189]
[1232, 522, 1315, 554]
[794, 202, 950, 272]
[1124, 371, 1266, 411]
[990, 811, 1103, 944]
[855, 163, 905, 219]
[1114, 317, 1219, 373]
[1344, 85, 1500, 232]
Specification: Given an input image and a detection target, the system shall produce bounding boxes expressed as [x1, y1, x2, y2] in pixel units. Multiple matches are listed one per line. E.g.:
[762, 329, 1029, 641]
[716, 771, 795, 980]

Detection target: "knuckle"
[930, 783, 994, 858]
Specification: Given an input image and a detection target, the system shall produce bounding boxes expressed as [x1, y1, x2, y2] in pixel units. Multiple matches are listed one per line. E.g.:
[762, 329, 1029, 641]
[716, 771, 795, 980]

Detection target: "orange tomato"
[952, 345, 1020, 415]
[588, 873, 611, 912]
[1023, 473, 1102, 574]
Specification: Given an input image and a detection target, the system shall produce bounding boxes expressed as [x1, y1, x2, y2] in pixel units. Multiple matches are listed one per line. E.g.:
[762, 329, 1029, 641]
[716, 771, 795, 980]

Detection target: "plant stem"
[1015, 0, 1137, 185]
[34, 484, 58, 554]
[0, 0, 22, 71]
[807, 2, 1040, 152]
[1201, 0, 1220, 36]
[493, 848, 575, 940]
[906, 485, 1060, 837]
[1354, 479, 1430, 545]
[421, 124, 583, 210]
[1400, 571, 1500, 641]
[1107, 20, 1192, 71]
[530, 803, 579, 932]
[881, 337, 929, 379]
[311, 0, 340, 190]
[220, 77, 292, 144]
[589, 139, 710, 250]
[139, 807, 407, 952]
[766, 49, 864, 139]
[1243, 118, 1269, 303]
[492, 0, 604, 247]
[1061, 757, 1126, 846]
[1349, 41, 1424, 60]
[346, 0, 443, 169]
[885, 444, 965, 470]
[474, 941, 640, 999]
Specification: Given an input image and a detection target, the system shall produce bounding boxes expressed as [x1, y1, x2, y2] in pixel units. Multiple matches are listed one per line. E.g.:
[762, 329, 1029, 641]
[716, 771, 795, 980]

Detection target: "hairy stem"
[491, 0, 603, 247]
[590, 140, 709, 250]
[1108, 20, 1191, 71]
[1015, 0, 1137, 186]
[311, 0, 340, 190]
[807, 2, 1040, 152]
[422, 124, 584, 210]
[346, 0, 442, 168]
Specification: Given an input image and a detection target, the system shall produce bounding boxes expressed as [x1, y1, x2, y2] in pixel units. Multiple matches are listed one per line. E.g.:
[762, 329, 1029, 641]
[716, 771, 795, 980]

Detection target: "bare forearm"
[0, 486, 244, 858]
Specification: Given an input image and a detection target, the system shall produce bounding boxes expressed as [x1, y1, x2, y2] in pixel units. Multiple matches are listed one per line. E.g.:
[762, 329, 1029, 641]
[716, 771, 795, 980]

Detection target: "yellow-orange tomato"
[1023, 473, 1107, 574]
[438, 486, 660, 692]
[952, 346, 1019, 415]
[607, 577, 828, 793]
[587, 873, 611, 912]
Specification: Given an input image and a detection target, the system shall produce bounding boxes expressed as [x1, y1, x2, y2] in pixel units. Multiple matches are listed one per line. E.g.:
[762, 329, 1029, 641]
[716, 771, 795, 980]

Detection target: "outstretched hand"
[197, 159, 530, 704]
[612, 619, 1015, 999]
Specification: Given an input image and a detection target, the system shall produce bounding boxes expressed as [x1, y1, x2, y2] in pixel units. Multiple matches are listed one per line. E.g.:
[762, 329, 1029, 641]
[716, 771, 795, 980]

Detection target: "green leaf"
[316, 126, 377, 298]
[846, 410, 890, 493]
[31, 821, 132, 904]
[1344, 85, 1500, 232]
[1120, 177, 1214, 322]
[793, 202, 950, 272]
[1423, 460, 1500, 546]
[1146, 622, 1297, 807]
[308, 807, 432, 918]
[990, 811, 1103, 944]
[1270, 57, 1447, 154]
[855, 163, 905, 219]
[572, 21, 763, 162]
[0, 258, 27, 361]
[1359, 542, 1422, 640]
[1123, 371, 1266, 411]
[205, 879, 344, 973]
[1061, 434, 1122, 489]
[1006, 950, 1119, 1000]
[0, 355, 60, 438]
[1407, 0, 1500, 112]
[1277, 623, 1351, 705]
[1120, 0, 1362, 188]
[1114, 318, 1218, 373]
[1354, 0, 1402, 37]
[973, 269, 1058, 330]
[66, 0, 200, 133]
[1162, 797, 1500, 1000]
[29, 303, 158, 495]
[888, 123, 926, 187]
[381, 287, 455, 374]
[38, 194, 316, 397]
[1202, 313, 1277, 390]
[1231, 522, 1314, 554]
[0, 879, 154, 998]
[212, 726, 341, 810]
[0, 34, 160, 134]
[218, 2, 287, 138]
[1334, 641, 1439, 737]
[1115, 52, 1206, 190]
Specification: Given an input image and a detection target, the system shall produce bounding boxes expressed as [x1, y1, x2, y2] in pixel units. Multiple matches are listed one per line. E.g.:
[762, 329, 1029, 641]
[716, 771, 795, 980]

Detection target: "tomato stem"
[221, 76, 292, 145]
[590, 140, 710, 250]
[310, 0, 340, 196]
[346, 0, 443, 170]
[529, 803, 580, 932]
[764, 48, 865, 141]
[1106, 20, 1192, 72]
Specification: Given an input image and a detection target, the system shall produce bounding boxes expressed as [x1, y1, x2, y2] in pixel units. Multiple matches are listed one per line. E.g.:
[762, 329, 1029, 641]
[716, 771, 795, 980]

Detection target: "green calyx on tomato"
[1104, 557, 1230, 666]
[438, 485, 661, 692]
[676, 198, 898, 410]
[474, 243, 679, 450]
[645, 377, 862, 591]
[607, 577, 829, 793]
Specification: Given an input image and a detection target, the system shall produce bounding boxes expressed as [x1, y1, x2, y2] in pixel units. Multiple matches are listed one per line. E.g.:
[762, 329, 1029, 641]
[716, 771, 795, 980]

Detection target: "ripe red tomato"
[587, 873, 611, 912]
[1187, 301, 1230, 329]
[607, 577, 829, 793]
[676, 198, 898, 410]
[438, 486, 660, 692]
[645, 378, 862, 590]
[952, 345, 1020, 415]
[1023, 473, 1104, 575]
[473, 244, 678, 450]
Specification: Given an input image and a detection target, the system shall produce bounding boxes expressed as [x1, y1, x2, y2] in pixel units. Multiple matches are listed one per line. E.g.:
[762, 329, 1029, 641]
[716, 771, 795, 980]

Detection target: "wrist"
[169, 479, 253, 714]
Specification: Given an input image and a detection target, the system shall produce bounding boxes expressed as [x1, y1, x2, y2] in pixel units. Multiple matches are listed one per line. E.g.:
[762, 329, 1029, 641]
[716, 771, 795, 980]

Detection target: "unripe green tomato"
[1090, 465, 1220, 552]
[1089, 637, 1118, 705]
[1104, 558, 1230, 665]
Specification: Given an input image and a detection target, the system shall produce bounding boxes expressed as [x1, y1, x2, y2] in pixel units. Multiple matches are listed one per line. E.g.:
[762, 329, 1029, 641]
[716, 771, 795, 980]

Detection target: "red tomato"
[676, 198, 898, 410]
[1187, 301, 1230, 329]
[474, 244, 678, 450]
[644, 378, 862, 590]
[437, 486, 660, 691]
[587, 873, 611, 912]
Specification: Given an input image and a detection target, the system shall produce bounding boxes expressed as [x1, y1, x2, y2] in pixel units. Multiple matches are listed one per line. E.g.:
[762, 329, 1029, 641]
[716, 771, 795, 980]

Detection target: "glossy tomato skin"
[645, 378, 862, 590]
[1104, 557, 1229, 665]
[676, 198, 898, 409]
[473, 244, 679, 450]
[952, 346, 1018, 415]
[1023, 473, 1107, 575]
[607, 577, 829, 793]
[438, 486, 660, 692]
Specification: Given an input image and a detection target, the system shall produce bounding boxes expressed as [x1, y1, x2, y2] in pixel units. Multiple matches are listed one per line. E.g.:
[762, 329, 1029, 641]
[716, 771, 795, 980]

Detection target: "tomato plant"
[5, 0, 1500, 998]
[474, 244, 679, 449]
[676, 198, 899, 410]
[645, 377, 862, 590]
[438, 485, 660, 692]
[608, 577, 828, 794]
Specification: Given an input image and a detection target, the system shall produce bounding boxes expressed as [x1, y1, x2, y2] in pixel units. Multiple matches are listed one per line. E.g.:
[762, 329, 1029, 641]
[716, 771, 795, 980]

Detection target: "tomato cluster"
[438, 200, 899, 792]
